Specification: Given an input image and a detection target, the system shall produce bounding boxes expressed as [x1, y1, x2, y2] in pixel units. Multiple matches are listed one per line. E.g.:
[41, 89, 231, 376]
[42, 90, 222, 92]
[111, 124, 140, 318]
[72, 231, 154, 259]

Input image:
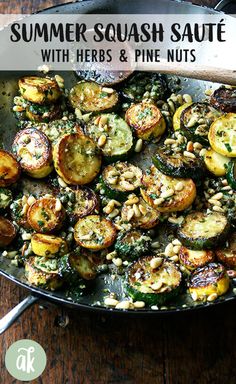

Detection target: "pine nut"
[104, 298, 119, 307]
[175, 182, 184, 192]
[108, 208, 119, 219]
[27, 195, 36, 206]
[112, 258, 123, 267]
[103, 201, 115, 214]
[108, 177, 118, 185]
[186, 141, 194, 152]
[22, 195, 28, 204]
[199, 148, 207, 157]
[75, 108, 83, 119]
[207, 293, 218, 302]
[127, 208, 134, 222]
[172, 238, 181, 246]
[150, 257, 163, 269]
[134, 139, 143, 153]
[191, 291, 198, 301]
[164, 243, 175, 257]
[186, 116, 198, 128]
[98, 134, 107, 147]
[133, 204, 141, 218]
[170, 255, 179, 262]
[22, 233, 32, 241]
[212, 205, 224, 212]
[139, 204, 147, 215]
[120, 180, 134, 191]
[133, 301, 145, 309]
[55, 198, 62, 212]
[221, 186, 231, 191]
[2, 251, 8, 257]
[164, 138, 176, 145]
[106, 251, 117, 260]
[151, 241, 160, 249]
[99, 115, 108, 130]
[211, 192, 223, 200]
[193, 142, 203, 150]
[22, 203, 29, 215]
[151, 281, 163, 291]
[184, 151, 196, 159]
[94, 116, 101, 125]
[222, 179, 228, 186]
[125, 197, 139, 205]
[80, 232, 93, 240]
[154, 197, 165, 206]
[161, 189, 174, 199]
[168, 100, 176, 113]
[123, 171, 134, 179]
[115, 301, 130, 310]
[173, 245, 181, 254]
[183, 94, 192, 103]
[58, 177, 67, 187]
[168, 216, 184, 224]
[101, 87, 114, 94]
[208, 199, 221, 207]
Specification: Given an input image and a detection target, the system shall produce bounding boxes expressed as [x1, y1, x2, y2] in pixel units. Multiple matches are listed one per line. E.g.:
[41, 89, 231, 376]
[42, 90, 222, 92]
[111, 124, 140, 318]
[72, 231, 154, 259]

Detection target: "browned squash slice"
[12, 128, 53, 178]
[74, 215, 117, 251]
[53, 133, 101, 185]
[27, 197, 66, 233]
[0, 149, 20, 187]
[216, 232, 236, 269]
[141, 166, 196, 213]
[19, 76, 61, 104]
[0, 216, 16, 247]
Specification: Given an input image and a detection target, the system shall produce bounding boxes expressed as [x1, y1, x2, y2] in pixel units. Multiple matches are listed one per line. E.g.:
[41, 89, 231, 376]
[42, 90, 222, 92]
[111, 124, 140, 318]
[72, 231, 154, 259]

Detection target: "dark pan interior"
[0, 0, 235, 314]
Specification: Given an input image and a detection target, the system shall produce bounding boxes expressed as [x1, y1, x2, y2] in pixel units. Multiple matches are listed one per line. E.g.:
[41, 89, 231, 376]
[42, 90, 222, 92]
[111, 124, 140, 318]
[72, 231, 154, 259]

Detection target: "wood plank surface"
[0, 1, 235, 384]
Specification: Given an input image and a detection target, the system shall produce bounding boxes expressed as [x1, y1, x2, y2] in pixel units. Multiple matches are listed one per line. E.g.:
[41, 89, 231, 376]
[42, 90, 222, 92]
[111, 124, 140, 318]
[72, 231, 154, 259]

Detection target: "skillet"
[0, 0, 236, 334]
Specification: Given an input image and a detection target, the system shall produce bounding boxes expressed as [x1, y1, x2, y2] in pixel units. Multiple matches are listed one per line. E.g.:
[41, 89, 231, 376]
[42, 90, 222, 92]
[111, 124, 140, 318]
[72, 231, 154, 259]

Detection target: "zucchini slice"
[25, 256, 63, 290]
[11, 198, 31, 230]
[53, 133, 101, 185]
[141, 166, 196, 213]
[0, 188, 12, 209]
[31, 233, 68, 257]
[0, 150, 21, 187]
[226, 161, 236, 190]
[0, 217, 16, 247]
[153, 147, 204, 179]
[180, 102, 221, 145]
[179, 246, 215, 271]
[86, 114, 133, 162]
[210, 86, 236, 113]
[12, 128, 53, 178]
[173, 103, 192, 131]
[68, 251, 97, 280]
[126, 256, 182, 306]
[177, 211, 230, 250]
[204, 148, 230, 177]
[27, 197, 66, 233]
[115, 230, 152, 260]
[19, 76, 61, 104]
[216, 232, 236, 269]
[39, 120, 83, 145]
[208, 113, 236, 157]
[69, 81, 118, 113]
[74, 215, 117, 251]
[61, 186, 98, 223]
[125, 102, 166, 140]
[101, 162, 142, 201]
[189, 262, 229, 301]
[121, 196, 160, 229]
[25, 102, 62, 123]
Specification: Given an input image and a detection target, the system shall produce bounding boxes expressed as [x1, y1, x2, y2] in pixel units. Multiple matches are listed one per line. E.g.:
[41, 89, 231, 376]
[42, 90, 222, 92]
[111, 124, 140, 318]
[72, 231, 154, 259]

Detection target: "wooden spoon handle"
[139, 62, 236, 86]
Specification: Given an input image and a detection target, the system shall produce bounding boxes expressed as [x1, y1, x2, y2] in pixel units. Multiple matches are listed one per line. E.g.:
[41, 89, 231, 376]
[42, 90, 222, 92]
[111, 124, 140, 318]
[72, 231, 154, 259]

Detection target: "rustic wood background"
[0, 1, 235, 383]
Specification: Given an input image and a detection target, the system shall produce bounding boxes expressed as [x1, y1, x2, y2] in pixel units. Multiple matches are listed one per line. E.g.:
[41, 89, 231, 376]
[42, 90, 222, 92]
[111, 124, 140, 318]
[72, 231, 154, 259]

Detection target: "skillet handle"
[0, 295, 39, 335]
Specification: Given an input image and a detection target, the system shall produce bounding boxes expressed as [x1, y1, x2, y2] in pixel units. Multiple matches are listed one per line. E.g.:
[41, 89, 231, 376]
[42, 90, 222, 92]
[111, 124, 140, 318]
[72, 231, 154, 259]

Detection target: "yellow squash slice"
[53, 133, 101, 185]
[204, 148, 231, 176]
[19, 76, 61, 104]
[141, 166, 196, 213]
[0, 150, 21, 187]
[31, 233, 68, 257]
[208, 113, 236, 157]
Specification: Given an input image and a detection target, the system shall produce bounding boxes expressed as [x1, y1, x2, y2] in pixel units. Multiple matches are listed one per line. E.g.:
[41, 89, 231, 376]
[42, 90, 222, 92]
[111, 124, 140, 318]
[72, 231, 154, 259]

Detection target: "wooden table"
[0, 1, 235, 383]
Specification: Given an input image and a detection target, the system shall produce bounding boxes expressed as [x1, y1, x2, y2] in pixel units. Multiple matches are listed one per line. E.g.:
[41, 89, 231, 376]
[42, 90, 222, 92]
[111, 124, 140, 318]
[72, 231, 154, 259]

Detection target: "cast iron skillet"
[0, 0, 235, 333]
